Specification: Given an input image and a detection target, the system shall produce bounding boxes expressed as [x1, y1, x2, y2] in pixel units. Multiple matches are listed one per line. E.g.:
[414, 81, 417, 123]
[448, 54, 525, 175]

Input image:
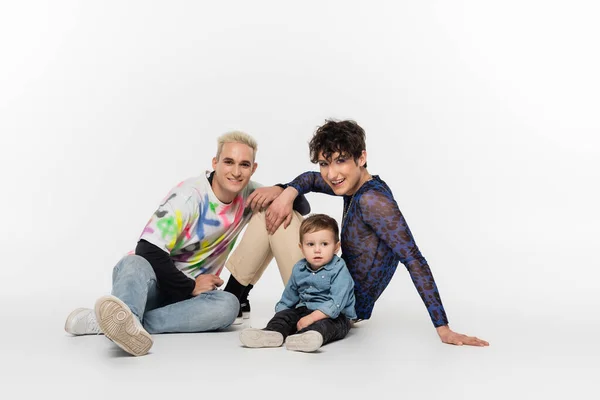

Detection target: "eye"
[241, 163, 251, 168]
[318, 161, 328, 167]
[336, 158, 346, 164]
[224, 160, 233, 164]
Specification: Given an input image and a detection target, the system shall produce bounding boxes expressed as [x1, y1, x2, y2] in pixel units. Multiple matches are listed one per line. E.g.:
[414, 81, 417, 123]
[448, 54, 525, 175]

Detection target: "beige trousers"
[225, 210, 304, 286]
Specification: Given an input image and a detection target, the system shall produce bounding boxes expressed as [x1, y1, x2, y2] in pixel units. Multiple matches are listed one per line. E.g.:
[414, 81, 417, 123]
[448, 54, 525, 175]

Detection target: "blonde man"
[65, 131, 283, 356]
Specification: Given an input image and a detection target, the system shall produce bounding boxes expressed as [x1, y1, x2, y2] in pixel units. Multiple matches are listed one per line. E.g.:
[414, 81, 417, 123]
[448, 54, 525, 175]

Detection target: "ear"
[334, 241, 341, 254]
[251, 162, 258, 175]
[212, 156, 218, 170]
[358, 150, 367, 168]
[298, 242, 303, 251]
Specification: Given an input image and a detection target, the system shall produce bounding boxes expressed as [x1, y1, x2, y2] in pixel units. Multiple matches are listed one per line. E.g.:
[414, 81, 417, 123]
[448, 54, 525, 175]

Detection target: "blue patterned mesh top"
[287, 172, 449, 327]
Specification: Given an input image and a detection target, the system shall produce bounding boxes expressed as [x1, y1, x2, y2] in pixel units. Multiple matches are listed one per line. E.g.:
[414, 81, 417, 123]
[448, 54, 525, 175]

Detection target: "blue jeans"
[111, 255, 238, 334]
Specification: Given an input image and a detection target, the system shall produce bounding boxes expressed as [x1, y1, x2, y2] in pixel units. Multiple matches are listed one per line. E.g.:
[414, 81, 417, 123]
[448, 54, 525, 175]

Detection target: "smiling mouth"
[330, 178, 345, 186]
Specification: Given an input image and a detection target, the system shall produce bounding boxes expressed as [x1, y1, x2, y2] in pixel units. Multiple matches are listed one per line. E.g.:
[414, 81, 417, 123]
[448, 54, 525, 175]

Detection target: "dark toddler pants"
[265, 306, 351, 345]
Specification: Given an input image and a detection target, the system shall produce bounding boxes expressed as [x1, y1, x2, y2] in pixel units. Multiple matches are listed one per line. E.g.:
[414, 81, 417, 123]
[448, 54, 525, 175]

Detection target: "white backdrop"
[1, 0, 599, 339]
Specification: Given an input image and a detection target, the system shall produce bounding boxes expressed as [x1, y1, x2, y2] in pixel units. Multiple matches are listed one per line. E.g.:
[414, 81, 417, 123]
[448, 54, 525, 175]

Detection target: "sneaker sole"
[239, 329, 283, 348]
[285, 331, 323, 352]
[94, 296, 153, 356]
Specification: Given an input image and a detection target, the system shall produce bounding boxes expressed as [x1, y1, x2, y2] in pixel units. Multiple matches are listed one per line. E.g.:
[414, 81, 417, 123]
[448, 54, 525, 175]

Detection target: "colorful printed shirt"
[139, 171, 259, 280]
[287, 172, 449, 327]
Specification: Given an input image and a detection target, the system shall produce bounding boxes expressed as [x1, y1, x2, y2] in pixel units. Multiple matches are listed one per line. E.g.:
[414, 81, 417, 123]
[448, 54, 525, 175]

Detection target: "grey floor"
[2, 287, 596, 400]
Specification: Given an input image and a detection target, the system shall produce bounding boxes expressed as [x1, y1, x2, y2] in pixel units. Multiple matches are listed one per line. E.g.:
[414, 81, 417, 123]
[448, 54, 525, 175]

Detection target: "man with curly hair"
[225, 120, 489, 347]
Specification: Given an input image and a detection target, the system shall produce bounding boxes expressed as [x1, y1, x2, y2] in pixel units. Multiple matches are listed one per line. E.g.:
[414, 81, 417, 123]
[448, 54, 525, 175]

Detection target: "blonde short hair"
[216, 131, 258, 161]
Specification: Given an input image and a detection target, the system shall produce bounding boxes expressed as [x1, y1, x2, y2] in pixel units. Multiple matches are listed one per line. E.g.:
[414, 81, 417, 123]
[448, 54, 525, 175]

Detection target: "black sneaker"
[240, 300, 251, 319]
[233, 299, 251, 325]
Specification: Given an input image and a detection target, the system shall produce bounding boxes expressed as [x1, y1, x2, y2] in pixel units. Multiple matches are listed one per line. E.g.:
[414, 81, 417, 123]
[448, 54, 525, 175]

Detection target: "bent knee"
[113, 255, 154, 277]
[211, 291, 239, 329]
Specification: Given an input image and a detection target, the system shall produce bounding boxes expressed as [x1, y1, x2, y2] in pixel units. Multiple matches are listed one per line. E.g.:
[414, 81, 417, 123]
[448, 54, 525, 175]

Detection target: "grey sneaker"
[64, 308, 101, 335]
[285, 331, 323, 352]
[239, 328, 283, 348]
[94, 295, 153, 356]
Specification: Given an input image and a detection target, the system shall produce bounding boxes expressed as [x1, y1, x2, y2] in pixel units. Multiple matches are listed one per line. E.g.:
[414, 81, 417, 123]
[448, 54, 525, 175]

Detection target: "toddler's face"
[300, 229, 340, 270]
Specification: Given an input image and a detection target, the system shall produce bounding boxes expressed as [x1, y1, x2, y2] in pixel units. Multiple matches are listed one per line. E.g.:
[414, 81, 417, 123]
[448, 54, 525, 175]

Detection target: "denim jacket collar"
[298, 254, 341, 273]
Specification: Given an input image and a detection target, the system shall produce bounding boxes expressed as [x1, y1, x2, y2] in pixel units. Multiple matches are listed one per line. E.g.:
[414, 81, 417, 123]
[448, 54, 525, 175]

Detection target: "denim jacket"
[275, 255, 357, 320]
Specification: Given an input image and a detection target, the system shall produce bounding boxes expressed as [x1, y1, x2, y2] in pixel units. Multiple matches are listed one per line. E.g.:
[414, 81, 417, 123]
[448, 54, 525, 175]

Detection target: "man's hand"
[265, 187, 298, 234]
[246, 186, 284, 212]
[436, 325, 489, 347]
[192, 274, 224, 296]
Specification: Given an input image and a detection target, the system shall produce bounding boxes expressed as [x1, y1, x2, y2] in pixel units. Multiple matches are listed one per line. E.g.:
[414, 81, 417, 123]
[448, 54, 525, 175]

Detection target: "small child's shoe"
[239, 328, 283, 348]
[285, 331, 323, 352]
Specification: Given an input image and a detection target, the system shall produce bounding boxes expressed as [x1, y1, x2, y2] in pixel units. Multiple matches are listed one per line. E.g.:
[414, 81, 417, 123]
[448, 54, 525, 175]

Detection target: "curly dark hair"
[309, 119, 367, 168]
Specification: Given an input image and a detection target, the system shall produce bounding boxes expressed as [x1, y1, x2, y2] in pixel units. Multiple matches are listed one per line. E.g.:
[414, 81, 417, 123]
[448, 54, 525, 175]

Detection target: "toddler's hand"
[296, 316, 313, 331]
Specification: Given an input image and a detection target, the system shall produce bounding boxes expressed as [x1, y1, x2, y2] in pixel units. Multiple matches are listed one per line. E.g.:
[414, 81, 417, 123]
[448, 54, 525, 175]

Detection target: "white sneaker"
[94, 295, 153, 356]
[64, 308, 101, 335]
[285, 331, 323, 352]
[239, 328, 284, 348]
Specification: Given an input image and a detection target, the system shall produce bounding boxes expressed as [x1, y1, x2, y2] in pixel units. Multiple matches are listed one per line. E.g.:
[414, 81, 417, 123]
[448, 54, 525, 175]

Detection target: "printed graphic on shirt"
[139, 173, 258, 279]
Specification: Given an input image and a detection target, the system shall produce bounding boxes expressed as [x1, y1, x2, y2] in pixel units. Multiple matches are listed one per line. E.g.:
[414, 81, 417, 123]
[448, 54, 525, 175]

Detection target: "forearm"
[275, 184, 310, 215]
[286, 171, 335, 196]
[280, 186, 299, 204]
[406, 262, 449, 327]
[292, 193, 310, 216]
[135, 239, 194, 301]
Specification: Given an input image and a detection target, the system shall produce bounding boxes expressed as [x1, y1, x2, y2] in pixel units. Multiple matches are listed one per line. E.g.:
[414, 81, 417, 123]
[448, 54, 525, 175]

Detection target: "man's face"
[299, 229, 340, 270]
[212, 142, 257, 202]
[317, 151, 366, 196]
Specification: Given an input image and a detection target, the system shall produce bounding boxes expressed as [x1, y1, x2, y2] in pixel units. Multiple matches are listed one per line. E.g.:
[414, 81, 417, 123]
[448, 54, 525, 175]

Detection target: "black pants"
[265, 307, 351, 346]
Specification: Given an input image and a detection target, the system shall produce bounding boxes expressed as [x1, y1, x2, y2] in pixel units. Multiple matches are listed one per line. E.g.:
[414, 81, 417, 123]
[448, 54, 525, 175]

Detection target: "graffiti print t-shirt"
[139, 172, 258, 279]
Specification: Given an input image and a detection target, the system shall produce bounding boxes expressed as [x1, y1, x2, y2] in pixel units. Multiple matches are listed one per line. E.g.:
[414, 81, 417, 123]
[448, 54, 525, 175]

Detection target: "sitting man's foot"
[94, 295, 153, 356]
[285, 331, 323, 353]
[64, 308, 101, 335]
[239, 328, 283, 348]
[241, 300, 251, 319]
[233, 299, 251, 325]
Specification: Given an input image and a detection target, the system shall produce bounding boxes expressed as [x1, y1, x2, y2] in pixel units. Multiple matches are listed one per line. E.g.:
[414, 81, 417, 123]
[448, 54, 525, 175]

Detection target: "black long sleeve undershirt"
[135, 239, 195, 302]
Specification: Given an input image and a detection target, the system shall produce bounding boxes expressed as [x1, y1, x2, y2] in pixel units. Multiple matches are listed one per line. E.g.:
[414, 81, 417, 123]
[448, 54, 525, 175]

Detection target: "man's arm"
[135, 239, 194, 302]
[136, 188, 197, 301]
[245, 184, 311, 216]
[359, 191, 489, 346]
[285, 171, 336, 196]
[358, 190, 448, 327]
[253, 171, 337, 234]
